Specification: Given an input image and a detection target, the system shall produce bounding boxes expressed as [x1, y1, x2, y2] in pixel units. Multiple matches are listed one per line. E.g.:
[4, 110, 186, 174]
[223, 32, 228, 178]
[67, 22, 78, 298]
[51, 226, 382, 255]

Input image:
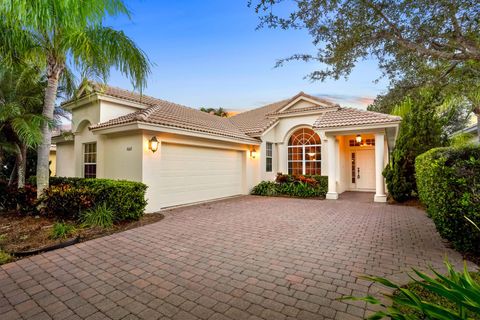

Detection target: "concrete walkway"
[0, 195, 474, 320]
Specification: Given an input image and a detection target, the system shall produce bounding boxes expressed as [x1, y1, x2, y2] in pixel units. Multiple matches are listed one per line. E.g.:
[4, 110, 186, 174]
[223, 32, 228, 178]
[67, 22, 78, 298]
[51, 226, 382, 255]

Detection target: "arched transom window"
[288, 128, 321, 175]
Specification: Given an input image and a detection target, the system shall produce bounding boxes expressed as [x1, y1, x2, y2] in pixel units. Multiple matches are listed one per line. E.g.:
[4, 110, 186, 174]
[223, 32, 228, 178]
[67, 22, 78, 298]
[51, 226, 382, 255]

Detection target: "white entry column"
[326, 136, 338, 200]
[374, 133, 387, 202]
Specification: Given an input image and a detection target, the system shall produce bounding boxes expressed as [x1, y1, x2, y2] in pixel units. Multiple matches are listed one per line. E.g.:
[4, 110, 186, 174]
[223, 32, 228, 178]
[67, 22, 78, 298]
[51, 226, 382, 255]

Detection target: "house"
[53, 85, 401, 212]
[452, 122, 479, 144]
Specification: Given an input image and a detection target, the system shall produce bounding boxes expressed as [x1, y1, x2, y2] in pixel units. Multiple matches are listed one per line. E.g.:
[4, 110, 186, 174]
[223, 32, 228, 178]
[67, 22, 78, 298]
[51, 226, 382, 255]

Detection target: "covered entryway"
[313, 107, 402, 202]
[157, 143, 244, 208]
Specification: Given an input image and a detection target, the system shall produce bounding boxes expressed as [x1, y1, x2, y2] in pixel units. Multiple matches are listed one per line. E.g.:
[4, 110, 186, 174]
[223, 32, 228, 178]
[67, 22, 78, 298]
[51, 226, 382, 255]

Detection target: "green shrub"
[251, 181, 278, 196]
[41, 184, 94, 219]
[0, 181, 38, 214]
[343, 260, 480, 319]
[81, 203, 114, 228]
[0, 250, 12, 264]
[51, 222, 76, 239]
[251, 174, 328, 198]
[416, 146, 480, 254]
[30, 177, 148, 221]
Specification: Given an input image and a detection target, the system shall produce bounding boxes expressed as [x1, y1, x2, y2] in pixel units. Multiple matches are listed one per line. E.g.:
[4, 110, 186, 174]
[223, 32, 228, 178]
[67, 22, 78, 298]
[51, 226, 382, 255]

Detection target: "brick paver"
[0, 194, 476, 319]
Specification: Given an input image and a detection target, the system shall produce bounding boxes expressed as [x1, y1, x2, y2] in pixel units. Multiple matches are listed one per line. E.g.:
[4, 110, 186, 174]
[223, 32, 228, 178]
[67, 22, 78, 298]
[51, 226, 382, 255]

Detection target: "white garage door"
[158, 143, 244, 208]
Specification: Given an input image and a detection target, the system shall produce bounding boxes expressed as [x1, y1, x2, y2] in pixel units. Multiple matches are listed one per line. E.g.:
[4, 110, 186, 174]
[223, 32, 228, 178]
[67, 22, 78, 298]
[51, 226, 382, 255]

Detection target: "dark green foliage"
[26, 176, 148, 221]
[0, 181, 37, 214]
[81, 203, 114, 228]
[344, 260, 480, 319]
[415, 146, 480, 254]
[251, 181, 278, 196]
[251, 174, 328, 198]
[384, 93, 443, 202]
[41, 184, 94, 219]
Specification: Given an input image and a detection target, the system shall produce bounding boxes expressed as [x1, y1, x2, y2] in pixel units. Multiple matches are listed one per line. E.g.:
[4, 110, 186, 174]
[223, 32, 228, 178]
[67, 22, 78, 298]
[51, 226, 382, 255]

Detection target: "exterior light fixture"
[149, 136, 159, 153]
[355, 134, 362, 144]
[250, 148, 257, 159]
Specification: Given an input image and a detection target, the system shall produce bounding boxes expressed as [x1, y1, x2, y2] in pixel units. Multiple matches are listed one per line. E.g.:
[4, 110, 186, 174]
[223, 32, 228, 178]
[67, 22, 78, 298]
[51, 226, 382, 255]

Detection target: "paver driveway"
[0, 194, 474, 320]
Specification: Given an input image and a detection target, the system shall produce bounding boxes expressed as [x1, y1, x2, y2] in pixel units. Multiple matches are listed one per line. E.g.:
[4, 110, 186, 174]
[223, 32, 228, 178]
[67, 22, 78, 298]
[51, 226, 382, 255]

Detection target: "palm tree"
[0, 0, 151, 197]
[0, 65, 46, 188]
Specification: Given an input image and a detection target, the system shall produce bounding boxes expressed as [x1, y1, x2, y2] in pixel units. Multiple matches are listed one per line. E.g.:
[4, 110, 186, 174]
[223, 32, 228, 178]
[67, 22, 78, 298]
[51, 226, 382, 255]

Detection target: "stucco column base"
[326, 192, 339, 200]
[374, 194, 387, 202]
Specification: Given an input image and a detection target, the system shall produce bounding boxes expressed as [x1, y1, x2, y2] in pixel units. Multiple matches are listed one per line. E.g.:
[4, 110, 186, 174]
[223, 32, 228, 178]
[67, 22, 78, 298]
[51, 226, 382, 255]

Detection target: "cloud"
[314, 93, 375, 109]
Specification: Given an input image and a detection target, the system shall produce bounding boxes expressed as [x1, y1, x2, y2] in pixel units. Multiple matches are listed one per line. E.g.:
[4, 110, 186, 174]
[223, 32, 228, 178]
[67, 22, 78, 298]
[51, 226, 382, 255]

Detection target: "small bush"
[0, 181, 38, 214]
[41, 184, 94, 220]
[51, 222, 76, 239]
[29, 177, 148, 221]
[251, 181, 278, 196]
[0, 250, 12, 264]
[81, 203, 114, 228]
[251, 174, 328, 198]
[343, 259, 480, 319]
[416, 146, 480, 254]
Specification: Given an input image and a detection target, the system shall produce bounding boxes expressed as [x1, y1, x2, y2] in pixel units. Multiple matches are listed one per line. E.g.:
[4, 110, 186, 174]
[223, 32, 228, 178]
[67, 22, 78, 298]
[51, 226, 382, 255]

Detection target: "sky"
[104, 0, 389, 111]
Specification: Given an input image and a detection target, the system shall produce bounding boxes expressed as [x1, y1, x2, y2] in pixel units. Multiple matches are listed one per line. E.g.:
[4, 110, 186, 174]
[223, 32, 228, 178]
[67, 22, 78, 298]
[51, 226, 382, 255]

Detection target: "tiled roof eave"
[314, 120, 402, 130]
[91, 119, 260, 144]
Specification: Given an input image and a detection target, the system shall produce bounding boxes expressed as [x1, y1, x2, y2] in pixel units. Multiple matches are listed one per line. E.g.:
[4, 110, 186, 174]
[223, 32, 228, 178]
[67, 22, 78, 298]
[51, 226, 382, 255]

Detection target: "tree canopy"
[0, 0, 151, 195]
[252, 0, 480, 81]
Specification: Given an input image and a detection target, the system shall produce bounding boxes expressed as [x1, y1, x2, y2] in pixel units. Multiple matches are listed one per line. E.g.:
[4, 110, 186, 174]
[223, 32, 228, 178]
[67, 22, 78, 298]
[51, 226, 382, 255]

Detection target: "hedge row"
[251, 174, 328, 198]
[2, 177, 148, 221]
[415, 146, 480, 254]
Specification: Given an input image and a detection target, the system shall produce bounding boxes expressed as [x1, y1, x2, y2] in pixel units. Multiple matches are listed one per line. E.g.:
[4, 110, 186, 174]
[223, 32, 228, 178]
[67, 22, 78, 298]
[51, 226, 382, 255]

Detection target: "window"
[287, 128, 321, 175]
[349, 138, 375, 147]
[351, 152, 356, 183]
[83, 142, 97, 178]
[266, 142, 273, 172]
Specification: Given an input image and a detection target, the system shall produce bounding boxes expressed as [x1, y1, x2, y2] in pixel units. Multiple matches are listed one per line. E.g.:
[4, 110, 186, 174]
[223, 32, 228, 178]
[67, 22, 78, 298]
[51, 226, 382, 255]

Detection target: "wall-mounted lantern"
[149, 136, 159, 153]
[355, 134, 362, 144]
[250, 148, 257, 159]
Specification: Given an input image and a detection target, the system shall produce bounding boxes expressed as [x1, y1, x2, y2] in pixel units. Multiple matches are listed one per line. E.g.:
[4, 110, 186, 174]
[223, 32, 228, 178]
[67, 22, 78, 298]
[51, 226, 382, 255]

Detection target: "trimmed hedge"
[415, 146, 480, 254]
[251, 174, 328, 198]
[13, 177, 148, 221]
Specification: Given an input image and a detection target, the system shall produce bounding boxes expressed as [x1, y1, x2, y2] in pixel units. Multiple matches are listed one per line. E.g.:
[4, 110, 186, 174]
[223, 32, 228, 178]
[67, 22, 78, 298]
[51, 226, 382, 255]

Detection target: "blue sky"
[105, 0, 388, 111]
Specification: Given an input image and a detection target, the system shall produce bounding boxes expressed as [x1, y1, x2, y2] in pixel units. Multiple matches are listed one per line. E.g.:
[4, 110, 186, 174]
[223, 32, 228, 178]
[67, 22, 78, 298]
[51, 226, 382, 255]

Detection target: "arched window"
[288, 128, 321, 175]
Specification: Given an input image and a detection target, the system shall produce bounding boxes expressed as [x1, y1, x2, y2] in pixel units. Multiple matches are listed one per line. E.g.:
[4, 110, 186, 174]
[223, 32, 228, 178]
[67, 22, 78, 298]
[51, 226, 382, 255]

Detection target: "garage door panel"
[158, 143, 243, 208]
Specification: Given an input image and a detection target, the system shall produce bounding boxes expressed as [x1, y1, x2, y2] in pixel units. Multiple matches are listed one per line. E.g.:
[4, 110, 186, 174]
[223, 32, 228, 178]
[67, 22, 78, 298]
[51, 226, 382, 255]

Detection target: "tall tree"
[252, 0, 480, 138]
[0, 65, 45, 188]
[200, 107, 229, 117]
[0, 0, 151, 197]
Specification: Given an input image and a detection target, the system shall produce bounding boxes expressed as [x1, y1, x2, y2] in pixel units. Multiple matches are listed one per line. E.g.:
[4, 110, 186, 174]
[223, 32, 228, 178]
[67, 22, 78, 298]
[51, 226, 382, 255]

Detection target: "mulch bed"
[0, 211, 164, 264]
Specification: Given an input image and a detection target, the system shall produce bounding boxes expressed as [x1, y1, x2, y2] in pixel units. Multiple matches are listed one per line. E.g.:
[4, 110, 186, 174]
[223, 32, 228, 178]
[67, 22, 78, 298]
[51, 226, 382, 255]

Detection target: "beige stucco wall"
[259, 114, 328, 181]
[55, 142, 75, 177]
[103, 132, 143, 182]
[49, 149, 56, 176]
[99, 100, 142, 123]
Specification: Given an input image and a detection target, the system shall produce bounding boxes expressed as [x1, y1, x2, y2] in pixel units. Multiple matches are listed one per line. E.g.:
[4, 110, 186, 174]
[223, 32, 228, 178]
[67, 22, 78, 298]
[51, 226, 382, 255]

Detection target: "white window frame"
[287, 144, 322, 175]
[83, 142, 97, 178]
[266, 142, 273, 172]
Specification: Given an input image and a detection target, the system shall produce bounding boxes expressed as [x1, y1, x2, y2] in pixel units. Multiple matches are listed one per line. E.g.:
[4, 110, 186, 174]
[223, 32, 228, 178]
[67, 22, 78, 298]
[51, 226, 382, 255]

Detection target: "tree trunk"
[36, 60, 63, 198]
[17, 143, 27, 188]
[475, 106, 480, 143]
[8, 162, 17, 187]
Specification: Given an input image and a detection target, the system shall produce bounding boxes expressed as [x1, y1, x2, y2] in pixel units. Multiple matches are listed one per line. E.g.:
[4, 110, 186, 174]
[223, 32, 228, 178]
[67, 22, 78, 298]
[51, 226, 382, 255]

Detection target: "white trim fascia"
[277, 96, 332, 113]
[318, 121, 401, 135]
[52, 135, 74, 144]
[267, 106, 338, 119]
[62, 93, 149, 110]
[91, 122, 261, 145]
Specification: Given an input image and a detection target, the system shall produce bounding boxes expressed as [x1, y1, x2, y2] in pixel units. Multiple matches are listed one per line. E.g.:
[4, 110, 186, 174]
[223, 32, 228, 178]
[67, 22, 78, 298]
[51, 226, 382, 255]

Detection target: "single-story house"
[53, 85, 401, 212]
[451, 122, 479, 144]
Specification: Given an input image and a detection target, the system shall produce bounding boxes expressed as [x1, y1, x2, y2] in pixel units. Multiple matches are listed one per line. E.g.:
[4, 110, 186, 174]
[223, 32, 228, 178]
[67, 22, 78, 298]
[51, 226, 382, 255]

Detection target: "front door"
[352, 149, 375, 190]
